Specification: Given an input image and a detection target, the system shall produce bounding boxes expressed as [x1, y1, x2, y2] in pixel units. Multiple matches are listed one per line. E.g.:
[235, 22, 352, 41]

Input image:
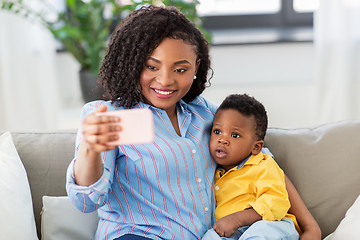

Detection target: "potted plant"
[1, 0, 206, 102]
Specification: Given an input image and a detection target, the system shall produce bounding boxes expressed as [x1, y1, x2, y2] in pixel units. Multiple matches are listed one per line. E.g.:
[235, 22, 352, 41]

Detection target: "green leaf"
[1, 0, 209, 73]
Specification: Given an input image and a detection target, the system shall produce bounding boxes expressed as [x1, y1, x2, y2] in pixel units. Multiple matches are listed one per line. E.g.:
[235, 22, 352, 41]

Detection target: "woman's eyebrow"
[148, 57, 192, 65]
[174, 60, 192, 65]
[148, 57, 161, 63]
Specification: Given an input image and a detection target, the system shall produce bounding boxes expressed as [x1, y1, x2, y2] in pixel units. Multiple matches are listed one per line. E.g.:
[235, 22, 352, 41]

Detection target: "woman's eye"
[175, 68, 186, 73]
[147, 65, 156, 70]
[231, 133, 240, 138]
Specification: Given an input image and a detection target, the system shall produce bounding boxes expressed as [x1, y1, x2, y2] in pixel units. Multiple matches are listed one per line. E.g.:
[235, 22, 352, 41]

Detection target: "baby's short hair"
[217, 94, 268, 140]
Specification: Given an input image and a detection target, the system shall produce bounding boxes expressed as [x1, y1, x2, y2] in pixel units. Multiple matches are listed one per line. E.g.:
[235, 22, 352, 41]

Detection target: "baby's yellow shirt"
[214, 152, 300, 234]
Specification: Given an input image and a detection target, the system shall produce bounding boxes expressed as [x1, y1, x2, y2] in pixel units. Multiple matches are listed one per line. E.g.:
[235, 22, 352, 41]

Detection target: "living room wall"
[56, 42, 317, 129]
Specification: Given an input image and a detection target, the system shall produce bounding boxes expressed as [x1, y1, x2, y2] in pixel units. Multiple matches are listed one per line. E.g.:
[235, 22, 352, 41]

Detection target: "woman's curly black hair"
[217, 94, 268, 140]
[98, 5, 211, 108]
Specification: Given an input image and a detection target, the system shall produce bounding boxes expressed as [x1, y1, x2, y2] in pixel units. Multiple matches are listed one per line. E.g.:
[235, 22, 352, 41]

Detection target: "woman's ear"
[252, 140, 264, 155]
[195, 59, 201, 75]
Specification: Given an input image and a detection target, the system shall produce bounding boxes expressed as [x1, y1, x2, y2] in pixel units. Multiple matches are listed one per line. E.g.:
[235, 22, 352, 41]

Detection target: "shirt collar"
[178, 99, 189, 112]
[244, 152, 264, 166]
[218, 152, 265, 174]
[135, 101, 152, 109]
[136, 100, 189, 113]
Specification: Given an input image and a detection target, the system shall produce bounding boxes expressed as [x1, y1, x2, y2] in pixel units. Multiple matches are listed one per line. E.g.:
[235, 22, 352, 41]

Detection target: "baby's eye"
[175, 68, 186, 73]
[213, 129, 221, 135]
[231, 133, 240, 138]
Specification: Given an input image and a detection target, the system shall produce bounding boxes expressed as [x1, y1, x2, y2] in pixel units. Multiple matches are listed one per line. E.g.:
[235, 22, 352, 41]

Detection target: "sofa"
[2, 119, 360, 239]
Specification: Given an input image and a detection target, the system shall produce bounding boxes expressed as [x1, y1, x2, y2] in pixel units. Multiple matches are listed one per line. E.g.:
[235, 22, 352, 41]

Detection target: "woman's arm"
[66, 103, 122, 213]
[285, 175, 321, 240]
[74, 105, 120, 186]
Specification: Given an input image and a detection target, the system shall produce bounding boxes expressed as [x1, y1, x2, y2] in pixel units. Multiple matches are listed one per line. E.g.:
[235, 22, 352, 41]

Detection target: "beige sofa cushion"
[264, 120, 360, 238]
[10, 131, 76, 238]
[41, 196, 98, 240]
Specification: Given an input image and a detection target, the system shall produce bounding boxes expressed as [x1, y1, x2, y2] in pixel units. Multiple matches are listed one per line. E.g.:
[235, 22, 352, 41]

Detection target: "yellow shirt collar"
[217, 152, 265, 173]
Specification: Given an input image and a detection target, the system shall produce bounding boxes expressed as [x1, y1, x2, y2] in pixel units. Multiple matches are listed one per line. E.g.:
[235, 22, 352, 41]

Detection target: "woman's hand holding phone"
[75, 105, 154, 186]
[81, 105, 154, 152]
[74, 105, 120, 186]
[81, 105, 121, 153]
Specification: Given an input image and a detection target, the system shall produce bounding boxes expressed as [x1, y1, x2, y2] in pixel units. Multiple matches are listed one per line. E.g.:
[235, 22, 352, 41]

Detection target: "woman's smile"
[152, 88, 177, 98]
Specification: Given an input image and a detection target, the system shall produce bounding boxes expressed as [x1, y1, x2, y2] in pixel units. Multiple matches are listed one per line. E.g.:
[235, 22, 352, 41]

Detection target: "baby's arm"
[285, 175, 321, 240]
[247, 157, 291, 221]
[213, 208, 261, 238]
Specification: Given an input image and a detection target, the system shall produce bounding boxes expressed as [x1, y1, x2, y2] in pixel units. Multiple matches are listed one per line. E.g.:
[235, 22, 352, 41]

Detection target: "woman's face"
[140, 37, 199, 115]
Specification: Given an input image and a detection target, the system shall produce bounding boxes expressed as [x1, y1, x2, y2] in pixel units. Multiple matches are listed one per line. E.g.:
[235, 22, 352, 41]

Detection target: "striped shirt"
[66, 96, 217, 240]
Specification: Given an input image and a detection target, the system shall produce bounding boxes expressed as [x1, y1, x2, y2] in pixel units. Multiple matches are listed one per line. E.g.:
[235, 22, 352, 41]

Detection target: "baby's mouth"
[215, 148, 227, 158]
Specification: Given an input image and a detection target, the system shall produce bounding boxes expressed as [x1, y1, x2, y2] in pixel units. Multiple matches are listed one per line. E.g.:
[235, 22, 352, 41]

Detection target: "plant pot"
[79, 70, 105, 103]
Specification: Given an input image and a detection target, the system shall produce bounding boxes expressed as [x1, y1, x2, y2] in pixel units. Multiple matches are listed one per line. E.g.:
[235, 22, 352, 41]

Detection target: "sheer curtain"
[0, 6, 59, 131]
[314, 0, 360, 123]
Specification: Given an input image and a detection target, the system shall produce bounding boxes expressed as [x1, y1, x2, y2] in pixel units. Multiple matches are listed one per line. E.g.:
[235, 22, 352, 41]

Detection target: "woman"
[66, 5, 320, 240]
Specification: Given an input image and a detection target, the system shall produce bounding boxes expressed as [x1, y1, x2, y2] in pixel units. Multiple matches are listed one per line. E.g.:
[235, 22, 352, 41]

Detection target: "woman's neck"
[166, 108, 181, 136]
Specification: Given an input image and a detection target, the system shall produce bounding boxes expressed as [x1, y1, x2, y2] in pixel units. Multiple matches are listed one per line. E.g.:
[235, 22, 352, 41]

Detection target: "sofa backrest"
[11, 131, 77, 238]
[7, 120, 360, 239]
[264, 120, 360, 238]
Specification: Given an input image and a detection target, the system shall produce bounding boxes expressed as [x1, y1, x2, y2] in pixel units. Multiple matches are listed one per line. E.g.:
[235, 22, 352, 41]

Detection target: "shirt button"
[215, 186, 219, 190]
[197, 178, 202, 183]
[205, 207, 209, 212]
[192, 149, 196, 154]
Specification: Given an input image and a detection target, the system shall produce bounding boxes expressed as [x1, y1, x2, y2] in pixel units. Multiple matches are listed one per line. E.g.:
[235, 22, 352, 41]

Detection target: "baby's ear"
[252, 140, 264, 155]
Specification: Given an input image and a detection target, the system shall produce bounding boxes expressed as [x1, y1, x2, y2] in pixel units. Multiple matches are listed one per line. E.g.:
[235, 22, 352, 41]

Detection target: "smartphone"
[97, 108, 154, 145]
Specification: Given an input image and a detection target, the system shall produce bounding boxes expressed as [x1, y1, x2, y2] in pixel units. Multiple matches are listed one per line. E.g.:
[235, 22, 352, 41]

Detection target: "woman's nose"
[156, 70, 174, 86]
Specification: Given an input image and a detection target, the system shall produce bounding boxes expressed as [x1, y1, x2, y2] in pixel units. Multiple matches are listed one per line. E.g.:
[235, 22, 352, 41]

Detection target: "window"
[197, 0, 281, 15]
[293, 0, 319, 12]
[198, 0, 317, 45]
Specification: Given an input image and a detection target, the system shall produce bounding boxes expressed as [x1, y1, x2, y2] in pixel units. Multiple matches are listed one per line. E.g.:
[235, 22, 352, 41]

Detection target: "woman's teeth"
[154, 89, 174, 95]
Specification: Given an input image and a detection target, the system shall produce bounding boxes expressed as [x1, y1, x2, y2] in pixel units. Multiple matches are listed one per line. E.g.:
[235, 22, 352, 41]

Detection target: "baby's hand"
[81, 105, 121, 153]
[213, 214, 241, 238]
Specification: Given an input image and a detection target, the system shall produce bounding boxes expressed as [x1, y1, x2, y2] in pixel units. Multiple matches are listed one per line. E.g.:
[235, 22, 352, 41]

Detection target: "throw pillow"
[323, 194, 360, 240]
[0, 132, 38, 239]
[41, 196, 99, 240]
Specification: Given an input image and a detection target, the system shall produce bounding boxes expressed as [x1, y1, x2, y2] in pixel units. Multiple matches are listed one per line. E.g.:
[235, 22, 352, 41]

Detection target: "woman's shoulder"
[188, 96, 218, 114]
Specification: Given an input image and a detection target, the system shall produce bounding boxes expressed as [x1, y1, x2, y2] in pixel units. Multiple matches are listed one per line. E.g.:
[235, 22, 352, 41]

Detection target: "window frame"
[200, 0, 314, 45]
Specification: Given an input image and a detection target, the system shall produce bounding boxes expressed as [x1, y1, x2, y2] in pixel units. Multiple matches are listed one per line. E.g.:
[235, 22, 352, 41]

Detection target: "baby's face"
[210, 109, 258, 171]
